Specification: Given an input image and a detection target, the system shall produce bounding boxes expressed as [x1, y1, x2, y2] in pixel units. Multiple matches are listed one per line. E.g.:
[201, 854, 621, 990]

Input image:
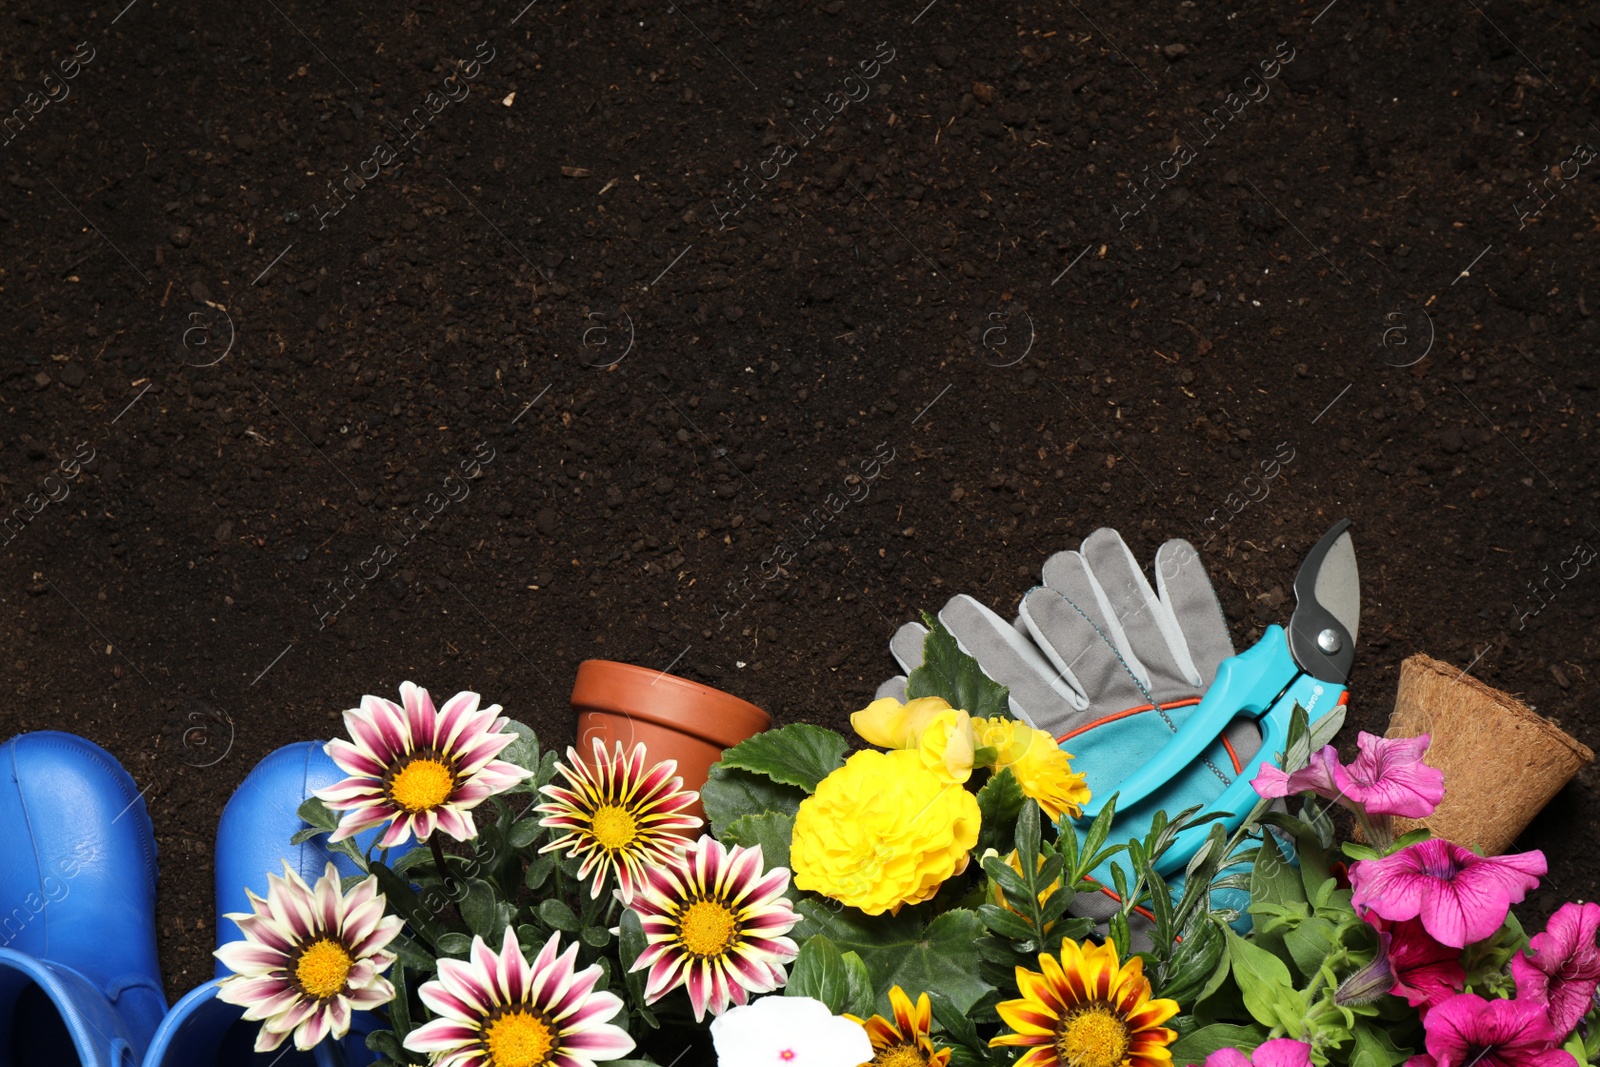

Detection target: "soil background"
[2, 0, 1598, 1002]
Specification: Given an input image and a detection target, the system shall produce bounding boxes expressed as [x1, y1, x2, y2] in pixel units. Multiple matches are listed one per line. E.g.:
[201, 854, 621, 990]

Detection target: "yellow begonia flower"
[1010, 729, 1093, 821]
[790, 748, 981, 915]
[917, 709, 976, 784]
[850, 695, 954, 750]
[973, 716, 1034, 769]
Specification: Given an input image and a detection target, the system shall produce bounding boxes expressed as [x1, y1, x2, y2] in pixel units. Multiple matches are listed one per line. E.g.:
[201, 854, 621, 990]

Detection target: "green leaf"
[436, 932, 472, 957]
[700, 764, 807, 838]
[389, 950, 415, 1042]
[1157, 916, 1227, 1004]
[459, 880, 498, 939]
[367, 860, 449, 948]
[1351, 1020, 1413, 1067]
[617, 909, 650, 1007]
[841, 951, 875, 1018]
[1283, 918, 1339, 981]
[508, 819, 544, 848]
[716, 723, 848, 793]
[539, 898, 580, 932]
[1170, 1023, 1271, 1065]
[720, 811, 795, 872]
[297, 796, 340, 832]
[1225, 927, 1298, 1030]
[499, 720, 540, 776]
[524, 854, 557, 891]
[795, 901, 994, 1015]
[786, 935, 850, 1013]
[581, 926, 611, 948]
[978, 903, 1039, 944]
[976, 768, 1026, 856]
[928, 989, 987, 1052]
[905, 612, 1012, 719]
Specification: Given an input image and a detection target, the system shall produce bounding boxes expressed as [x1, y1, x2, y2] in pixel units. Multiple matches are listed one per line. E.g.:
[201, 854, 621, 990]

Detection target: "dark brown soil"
[2, 0, 1597, 1002]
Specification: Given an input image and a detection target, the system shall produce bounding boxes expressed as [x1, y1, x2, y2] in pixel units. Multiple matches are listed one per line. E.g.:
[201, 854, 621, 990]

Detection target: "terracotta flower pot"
[570, 659, 771, 823]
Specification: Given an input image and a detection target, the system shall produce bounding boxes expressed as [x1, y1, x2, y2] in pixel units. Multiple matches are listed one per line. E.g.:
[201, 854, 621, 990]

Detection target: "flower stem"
[430, 835, 458, 899]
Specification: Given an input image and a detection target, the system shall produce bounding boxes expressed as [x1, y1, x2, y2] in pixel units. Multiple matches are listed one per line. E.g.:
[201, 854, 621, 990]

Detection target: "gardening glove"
[876, 529, 1261, 939]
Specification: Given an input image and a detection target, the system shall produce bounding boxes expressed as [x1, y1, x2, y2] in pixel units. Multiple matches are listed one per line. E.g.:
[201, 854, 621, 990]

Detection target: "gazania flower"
[846, 986, 952, 1067]
[214, 861, 404, 1053]
[1511, 901, 1600, 1033]
[1252, 732, 1445, 818]
[406, 927, 635, 1067]
[316, 682, 534, 848]
[536, 738, 702, 901]
[1205, 1039, 1313, 1067]
[1419, 993, 1576, 1067]
[1349, 839, 1546, 948]
[710, 995, 873, 1066]
[626, 835, 802, 1021]
[990, 937, 1179, 1067]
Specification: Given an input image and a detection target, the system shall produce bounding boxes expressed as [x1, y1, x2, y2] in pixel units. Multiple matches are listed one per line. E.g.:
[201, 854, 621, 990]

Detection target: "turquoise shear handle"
[1071, 625, 1346, 876]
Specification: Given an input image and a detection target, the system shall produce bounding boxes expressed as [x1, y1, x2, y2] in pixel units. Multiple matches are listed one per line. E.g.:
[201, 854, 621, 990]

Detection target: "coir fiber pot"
[1385, 652, 1593, 854]
[571, 659, 771, 822]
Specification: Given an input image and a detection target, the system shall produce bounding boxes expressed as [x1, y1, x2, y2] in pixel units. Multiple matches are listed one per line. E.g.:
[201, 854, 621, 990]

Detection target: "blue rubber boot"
[142, 742, 411, 1067]
[0, 731, 167, 1067]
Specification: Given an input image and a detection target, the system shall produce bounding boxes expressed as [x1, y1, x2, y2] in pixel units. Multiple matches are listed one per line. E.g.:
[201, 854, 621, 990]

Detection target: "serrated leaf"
[720, 811, 794, 872]
[976, 768, 1025, 856]
[715, 724, 848, 792]
[787, 935, 850, 1013]
[795, 901, 994, 1015]
[905, 612, 1012, 719]
[700, 763, 807, 838]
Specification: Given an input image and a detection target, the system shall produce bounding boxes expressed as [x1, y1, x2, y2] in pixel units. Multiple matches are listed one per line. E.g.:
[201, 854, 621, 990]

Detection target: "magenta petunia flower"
[1510, 901, 1600, 1035]
[1251, 732, 1445, 818]
[1368, 916, 1466, 1012]
[1421, 993, 1577, 1067]
[1203, 1038, 1313, 1067]
[1349, 839, 1545, 948]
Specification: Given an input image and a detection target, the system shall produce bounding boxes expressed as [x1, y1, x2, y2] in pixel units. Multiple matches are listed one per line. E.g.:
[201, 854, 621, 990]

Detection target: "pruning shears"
[1074, 518, 1361, 876]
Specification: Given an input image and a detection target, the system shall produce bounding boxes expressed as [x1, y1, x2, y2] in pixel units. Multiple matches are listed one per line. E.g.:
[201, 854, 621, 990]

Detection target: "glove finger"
[1018, 584, 1148, 732]
[1153, 538, 1236, 691]
[875, 675, 909, 702]
[938, 594, 1088, 730]
[888, 621, 929, 676]
[1074, 528, 1195, 703]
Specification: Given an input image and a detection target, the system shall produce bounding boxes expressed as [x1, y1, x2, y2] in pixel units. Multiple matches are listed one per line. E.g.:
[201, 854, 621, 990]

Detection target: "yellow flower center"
[388, 757, 456, 813]
[294, 938, 353, 999]
[873, 1043, 931, 1067]
[589, 804, 638, 850]
[1056, 1003, 1131, 1067]
[678, 898, 739, 958]
[483, 1008, 557, 1067]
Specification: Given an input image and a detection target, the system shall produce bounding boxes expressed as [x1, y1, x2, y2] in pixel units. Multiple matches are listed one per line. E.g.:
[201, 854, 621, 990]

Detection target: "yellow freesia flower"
[790, 749, 980, 915]
[917, 708, 976, 784]
[850, 695, 954, 750]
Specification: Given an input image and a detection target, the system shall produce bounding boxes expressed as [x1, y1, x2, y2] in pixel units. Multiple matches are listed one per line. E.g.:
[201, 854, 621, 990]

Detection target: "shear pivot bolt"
[1317, 628, 1342, 654]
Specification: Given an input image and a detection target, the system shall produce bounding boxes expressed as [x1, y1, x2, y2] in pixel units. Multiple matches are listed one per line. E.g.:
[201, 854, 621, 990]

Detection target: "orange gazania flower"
[990, 937, 1179, 1067]
[846, 986, 951, 1067]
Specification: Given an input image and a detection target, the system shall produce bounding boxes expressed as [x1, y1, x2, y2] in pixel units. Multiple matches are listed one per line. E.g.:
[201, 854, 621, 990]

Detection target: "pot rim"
[571, 659, 771, 750]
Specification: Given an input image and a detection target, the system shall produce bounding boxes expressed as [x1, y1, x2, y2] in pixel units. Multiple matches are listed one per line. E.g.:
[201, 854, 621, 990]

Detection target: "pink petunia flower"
[1421, 993, 1577, 1067]
[1349, 839, 1545, 948]
[1367, 916, 1466, 1012]
[1510, 901, 1600, 1035]
[1251, 732, 1445, 818]
[1203, 1038, 1313, 1067]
